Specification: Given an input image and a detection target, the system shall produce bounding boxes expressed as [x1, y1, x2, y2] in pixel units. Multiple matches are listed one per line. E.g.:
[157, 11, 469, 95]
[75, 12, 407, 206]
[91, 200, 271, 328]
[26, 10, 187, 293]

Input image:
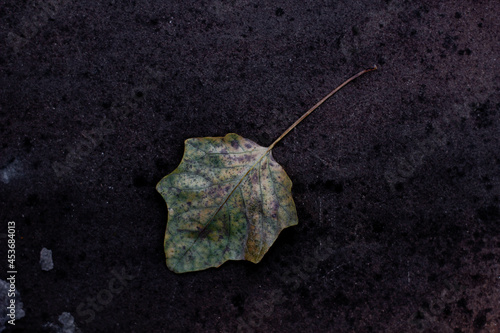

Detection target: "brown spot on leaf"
[252, 173, 258, 182]
[199, 227, 210, 239]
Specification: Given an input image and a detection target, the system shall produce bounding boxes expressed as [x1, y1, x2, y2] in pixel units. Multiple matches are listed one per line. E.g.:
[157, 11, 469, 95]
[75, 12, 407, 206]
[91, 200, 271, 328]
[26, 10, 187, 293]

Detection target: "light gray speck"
[58, 312, 77, 333]
[0, 159, 22, 184]
[40, 248, 54, 271]
[44, 312, 80, 333]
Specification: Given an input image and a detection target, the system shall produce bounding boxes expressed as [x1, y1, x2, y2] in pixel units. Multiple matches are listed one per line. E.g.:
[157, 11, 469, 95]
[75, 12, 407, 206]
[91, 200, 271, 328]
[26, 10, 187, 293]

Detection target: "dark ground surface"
[1, 0, 499, 332]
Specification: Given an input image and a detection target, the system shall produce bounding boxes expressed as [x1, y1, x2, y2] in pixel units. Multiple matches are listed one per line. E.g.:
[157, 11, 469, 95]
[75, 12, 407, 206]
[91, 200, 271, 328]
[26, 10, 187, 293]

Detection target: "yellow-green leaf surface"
[156, 67, 376, 273]
[157, 133, 298, 273]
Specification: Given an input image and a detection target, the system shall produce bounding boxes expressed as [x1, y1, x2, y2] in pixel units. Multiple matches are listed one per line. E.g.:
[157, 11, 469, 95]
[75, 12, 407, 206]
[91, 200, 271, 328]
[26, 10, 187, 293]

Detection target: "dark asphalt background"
[1, 0, 499, 332]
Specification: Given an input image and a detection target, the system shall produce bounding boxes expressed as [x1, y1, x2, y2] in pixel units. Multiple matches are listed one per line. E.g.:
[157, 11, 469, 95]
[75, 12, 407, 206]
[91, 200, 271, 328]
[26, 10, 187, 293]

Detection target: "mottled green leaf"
[156, 133, 298, 273]
[156, 67, 376, 273]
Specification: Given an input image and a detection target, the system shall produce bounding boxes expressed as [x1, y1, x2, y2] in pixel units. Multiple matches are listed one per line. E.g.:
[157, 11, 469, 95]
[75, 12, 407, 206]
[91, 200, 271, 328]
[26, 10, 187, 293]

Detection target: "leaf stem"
[268, 66, 377, 150]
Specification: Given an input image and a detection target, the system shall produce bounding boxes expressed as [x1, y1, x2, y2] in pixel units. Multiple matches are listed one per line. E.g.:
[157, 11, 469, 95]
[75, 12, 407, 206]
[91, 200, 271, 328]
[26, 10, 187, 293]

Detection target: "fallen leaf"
[157, 67, 376, 273]
[157, 133, 297, 273]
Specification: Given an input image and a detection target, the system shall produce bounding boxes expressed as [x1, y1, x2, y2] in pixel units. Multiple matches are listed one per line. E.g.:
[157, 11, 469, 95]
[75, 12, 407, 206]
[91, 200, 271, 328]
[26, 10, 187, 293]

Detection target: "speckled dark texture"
[1, 0, 499, 332]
